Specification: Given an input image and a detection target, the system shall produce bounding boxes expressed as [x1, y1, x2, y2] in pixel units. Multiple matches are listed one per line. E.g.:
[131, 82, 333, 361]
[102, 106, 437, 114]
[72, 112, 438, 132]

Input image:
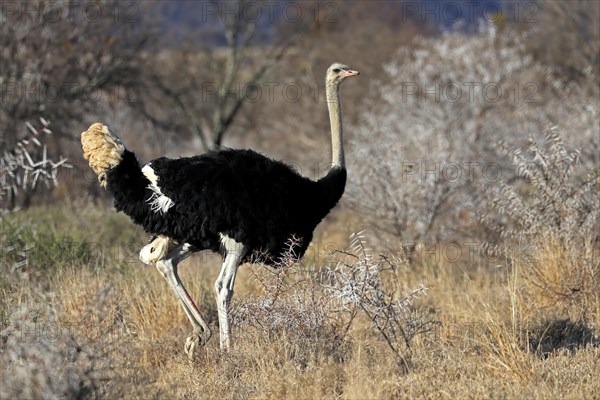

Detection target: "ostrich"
[81, 63, 359, 356]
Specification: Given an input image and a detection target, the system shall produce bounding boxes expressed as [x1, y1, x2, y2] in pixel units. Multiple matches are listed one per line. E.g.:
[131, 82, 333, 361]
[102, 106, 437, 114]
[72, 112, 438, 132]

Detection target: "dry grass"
[1, 206, 599, 399]
[515, 235, 600, 323]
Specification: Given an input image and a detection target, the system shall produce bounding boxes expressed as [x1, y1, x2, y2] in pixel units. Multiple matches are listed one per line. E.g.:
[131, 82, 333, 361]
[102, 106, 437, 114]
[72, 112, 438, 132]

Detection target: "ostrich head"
[326, 63, 360, 85]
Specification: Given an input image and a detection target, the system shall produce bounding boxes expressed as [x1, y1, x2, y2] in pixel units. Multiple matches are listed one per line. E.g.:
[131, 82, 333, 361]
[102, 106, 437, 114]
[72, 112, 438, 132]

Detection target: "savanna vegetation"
[1, 1, 599, 399]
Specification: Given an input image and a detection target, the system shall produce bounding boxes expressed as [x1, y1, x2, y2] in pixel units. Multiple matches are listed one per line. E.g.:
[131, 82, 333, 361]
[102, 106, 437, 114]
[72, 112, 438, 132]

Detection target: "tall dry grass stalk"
[516, 234, 599, 325]
[475, 231, 599, 385]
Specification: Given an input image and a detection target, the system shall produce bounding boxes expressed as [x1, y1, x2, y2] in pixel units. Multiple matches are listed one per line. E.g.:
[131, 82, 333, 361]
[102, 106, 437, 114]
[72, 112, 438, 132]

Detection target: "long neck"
[106, 150, 153, 223]
[326, 81, 344, 169]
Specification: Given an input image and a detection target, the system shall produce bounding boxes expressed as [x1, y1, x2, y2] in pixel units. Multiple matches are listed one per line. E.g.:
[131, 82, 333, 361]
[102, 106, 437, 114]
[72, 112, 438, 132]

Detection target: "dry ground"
[1, 205, 599, 399]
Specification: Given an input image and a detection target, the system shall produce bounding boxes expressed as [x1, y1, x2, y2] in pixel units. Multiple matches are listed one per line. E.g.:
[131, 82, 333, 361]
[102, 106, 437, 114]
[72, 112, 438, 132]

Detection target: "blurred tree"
[141, 1, 436, 154]
[0, 0, 150, 150]
[0, 0, 150, 207]
[236, 0, 436, 166]
[511, 0, 599, 84]
[143, 0, 289, 151]
[347, 24, 599, 251]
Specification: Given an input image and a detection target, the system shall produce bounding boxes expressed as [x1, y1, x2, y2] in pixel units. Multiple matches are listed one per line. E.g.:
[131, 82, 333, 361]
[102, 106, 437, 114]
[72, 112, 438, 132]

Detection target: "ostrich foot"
[184, 330, 211, 360]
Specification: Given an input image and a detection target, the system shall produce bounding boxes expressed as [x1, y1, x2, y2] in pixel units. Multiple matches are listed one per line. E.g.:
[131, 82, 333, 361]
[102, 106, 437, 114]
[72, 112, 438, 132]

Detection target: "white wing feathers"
[142, 163, 174, 214]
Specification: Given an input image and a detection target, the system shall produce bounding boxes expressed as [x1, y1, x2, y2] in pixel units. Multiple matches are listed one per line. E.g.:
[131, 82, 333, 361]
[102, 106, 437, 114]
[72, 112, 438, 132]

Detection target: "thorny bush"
[233, 234, 439, 371]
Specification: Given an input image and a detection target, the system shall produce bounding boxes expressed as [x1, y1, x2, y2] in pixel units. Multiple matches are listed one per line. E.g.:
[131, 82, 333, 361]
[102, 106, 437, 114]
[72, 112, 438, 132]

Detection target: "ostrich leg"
[214, 236, 248, 350]
[155, 244, 212, 358]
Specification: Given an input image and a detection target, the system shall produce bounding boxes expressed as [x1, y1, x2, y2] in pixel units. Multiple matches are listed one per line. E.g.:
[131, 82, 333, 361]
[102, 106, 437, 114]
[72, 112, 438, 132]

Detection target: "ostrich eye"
[333, 68, 341, 73]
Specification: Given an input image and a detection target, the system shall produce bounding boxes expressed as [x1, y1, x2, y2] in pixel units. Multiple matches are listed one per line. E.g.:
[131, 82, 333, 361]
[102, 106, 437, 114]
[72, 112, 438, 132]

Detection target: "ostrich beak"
[341, 69, 360, 77]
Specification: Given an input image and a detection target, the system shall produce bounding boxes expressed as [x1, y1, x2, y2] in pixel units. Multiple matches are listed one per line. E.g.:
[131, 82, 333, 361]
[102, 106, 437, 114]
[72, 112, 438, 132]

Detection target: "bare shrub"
[0, 305, 109, 400]
[474, 130, 599, 376]
[0, 119, 71, 211]
[322, 232, 439, 370]
[232, 234, 438, 371]
[349, 24, 532, 244]
[348, 23, 599, 248]
[481, 129, 599, 322]
[482, 128, 599, 243]
[233, 239, 349, 368]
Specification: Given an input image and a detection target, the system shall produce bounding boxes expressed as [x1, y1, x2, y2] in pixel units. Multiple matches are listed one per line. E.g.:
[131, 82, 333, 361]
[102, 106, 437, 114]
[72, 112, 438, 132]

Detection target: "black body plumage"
[106, 148, 346, 264]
